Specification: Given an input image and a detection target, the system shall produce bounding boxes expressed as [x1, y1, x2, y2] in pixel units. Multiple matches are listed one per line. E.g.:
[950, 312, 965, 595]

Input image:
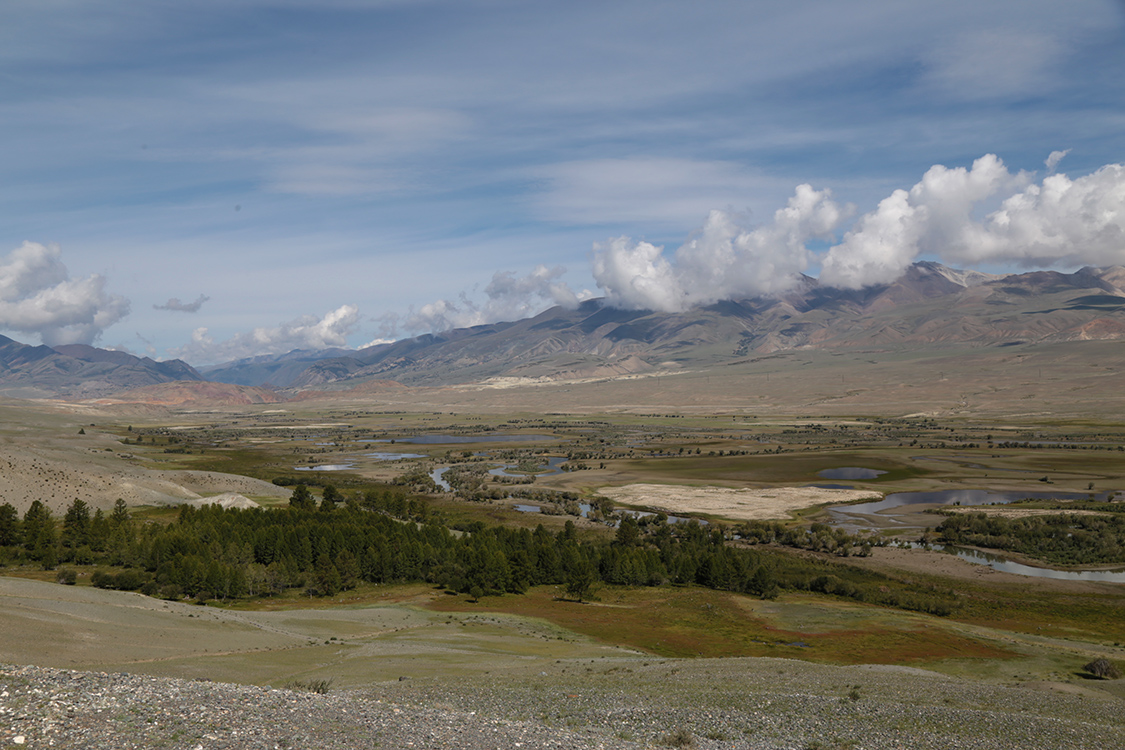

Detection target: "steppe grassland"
[2, 394, 1125, 701]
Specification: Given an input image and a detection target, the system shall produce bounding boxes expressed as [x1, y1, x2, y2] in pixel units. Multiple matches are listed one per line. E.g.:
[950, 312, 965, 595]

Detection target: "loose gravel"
[3, 659, 1121, 749]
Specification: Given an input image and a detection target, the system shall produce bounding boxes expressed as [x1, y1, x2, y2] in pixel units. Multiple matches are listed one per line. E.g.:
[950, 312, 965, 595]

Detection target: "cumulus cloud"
[401, 265, 590, 334]
[592, 154, 1125, 304]
[821, 155, 1125, 288]
[0, 241, 129, 345]
[820, 154, 1022, 288]
[154, 294, 210, 313]
[961, 163, 1125, 268]
[169, 304, 360, 364]
[591, 185, 849, 311]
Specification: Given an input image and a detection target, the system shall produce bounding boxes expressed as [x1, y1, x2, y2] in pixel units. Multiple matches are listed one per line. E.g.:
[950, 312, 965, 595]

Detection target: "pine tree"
[289, 484, 315, 511]
[0, 503, 20, 547]
[110, 498, 130, 527]
[62, 498, 91, 549]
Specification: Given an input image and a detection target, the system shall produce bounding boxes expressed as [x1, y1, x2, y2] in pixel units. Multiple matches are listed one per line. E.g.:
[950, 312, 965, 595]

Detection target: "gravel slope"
[3, 659, 1122, 750]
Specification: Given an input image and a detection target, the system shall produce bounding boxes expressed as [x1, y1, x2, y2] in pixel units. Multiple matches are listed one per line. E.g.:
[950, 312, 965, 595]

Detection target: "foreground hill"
[208, 263, 1125, 391]
[6, 659, 1121, 750]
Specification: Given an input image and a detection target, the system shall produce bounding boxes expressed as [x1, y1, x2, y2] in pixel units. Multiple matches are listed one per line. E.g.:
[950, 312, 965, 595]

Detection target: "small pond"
[294, 463, 355, 472]
[365, 452, 426, 461]
[817, 467, 886, 480]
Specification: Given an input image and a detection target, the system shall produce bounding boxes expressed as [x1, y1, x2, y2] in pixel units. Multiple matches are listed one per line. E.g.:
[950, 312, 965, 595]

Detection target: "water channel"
[829, 488, 1116, 522]
[906, 543, 1125, 583]
[829, 488, 1125, 581]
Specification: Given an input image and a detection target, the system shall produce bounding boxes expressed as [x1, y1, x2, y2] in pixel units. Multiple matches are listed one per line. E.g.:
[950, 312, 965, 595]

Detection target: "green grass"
[427, 585, 1015, 666]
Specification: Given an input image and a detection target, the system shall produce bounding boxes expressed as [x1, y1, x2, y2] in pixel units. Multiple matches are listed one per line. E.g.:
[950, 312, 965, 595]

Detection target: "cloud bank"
[592, 155, 1125, 310]
[0, 242, 130, 346]
[398, 265, 590, 335]
[170, 304, 360, 364]
[154, 294, 210, 313]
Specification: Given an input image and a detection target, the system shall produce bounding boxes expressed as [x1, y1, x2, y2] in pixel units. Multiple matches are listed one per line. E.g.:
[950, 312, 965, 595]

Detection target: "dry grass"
[599, 483, 881, 521]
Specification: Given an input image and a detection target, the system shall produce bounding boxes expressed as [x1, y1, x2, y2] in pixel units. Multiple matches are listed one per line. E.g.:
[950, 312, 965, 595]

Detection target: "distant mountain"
[198, 347, 355, 388]
[9, 262, 1125, 402]
[0, 336, 204, 398]
[205, 262, 1125, 392]
[325, 263, 1125, 386]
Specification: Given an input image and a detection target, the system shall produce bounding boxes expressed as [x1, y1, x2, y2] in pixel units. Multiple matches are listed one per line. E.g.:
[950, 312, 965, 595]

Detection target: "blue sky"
[1, 0, 1123, 363]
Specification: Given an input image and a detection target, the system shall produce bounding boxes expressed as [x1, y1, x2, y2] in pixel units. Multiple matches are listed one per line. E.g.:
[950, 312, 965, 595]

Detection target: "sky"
[1, 0, 1124, 364]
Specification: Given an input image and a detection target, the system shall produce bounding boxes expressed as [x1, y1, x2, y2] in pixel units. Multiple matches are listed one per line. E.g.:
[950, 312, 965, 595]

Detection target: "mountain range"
[2, 262, 1124, 401]
[203, 262, 1125, 391]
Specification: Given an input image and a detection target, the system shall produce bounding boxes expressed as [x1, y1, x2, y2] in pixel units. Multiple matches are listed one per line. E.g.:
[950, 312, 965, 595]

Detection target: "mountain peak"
[911, 261, 998, 288]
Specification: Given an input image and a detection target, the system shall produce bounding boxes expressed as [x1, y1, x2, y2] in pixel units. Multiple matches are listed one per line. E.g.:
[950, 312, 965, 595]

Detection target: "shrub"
[1083, 658, 1121, 680]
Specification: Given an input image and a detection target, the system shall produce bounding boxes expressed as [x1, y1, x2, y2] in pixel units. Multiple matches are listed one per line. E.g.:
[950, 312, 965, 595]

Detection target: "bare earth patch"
[600, 483, 882, 521]
[0, 441, 288, 514]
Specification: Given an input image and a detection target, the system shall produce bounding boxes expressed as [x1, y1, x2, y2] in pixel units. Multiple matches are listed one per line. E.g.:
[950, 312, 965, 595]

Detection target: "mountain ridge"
[3, 262, 1124, 401]
[264, 263, 1125, 391]
[0, 336, 204, 399]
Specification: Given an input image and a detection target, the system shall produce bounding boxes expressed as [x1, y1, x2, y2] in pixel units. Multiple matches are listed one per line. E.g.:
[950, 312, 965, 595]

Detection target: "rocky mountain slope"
[0, 336, 202, 398]
[210, 263, 1125, 391]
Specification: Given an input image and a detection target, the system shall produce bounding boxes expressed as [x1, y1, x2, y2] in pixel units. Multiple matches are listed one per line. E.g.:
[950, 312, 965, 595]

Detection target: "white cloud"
[965, 163, 1125, 268]
[401, 265, 589, 334]
[1045, 149, 1070, 173]
[590, 154, 1125, 302]
[590, 237, 684, 312]
[820, 154, 1021, 288]
[169, 304, 360, 364]
[0, 241, 129, 345]
[591, 184, 849, 311]
[154, 294, 209, 313]
[821, 155, 1125, 287]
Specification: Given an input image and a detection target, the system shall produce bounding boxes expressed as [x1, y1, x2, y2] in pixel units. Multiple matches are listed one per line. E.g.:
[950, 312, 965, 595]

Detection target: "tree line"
[0, 486, 956, 616]
[937, 511, 1125, 566]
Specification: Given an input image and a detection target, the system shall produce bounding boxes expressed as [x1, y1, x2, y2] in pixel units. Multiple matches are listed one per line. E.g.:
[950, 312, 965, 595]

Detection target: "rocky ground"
[3, 659, 1122, 750]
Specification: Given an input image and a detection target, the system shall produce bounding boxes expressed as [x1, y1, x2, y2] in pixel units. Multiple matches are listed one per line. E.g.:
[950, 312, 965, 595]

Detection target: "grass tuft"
[283, 678, 333, 694]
